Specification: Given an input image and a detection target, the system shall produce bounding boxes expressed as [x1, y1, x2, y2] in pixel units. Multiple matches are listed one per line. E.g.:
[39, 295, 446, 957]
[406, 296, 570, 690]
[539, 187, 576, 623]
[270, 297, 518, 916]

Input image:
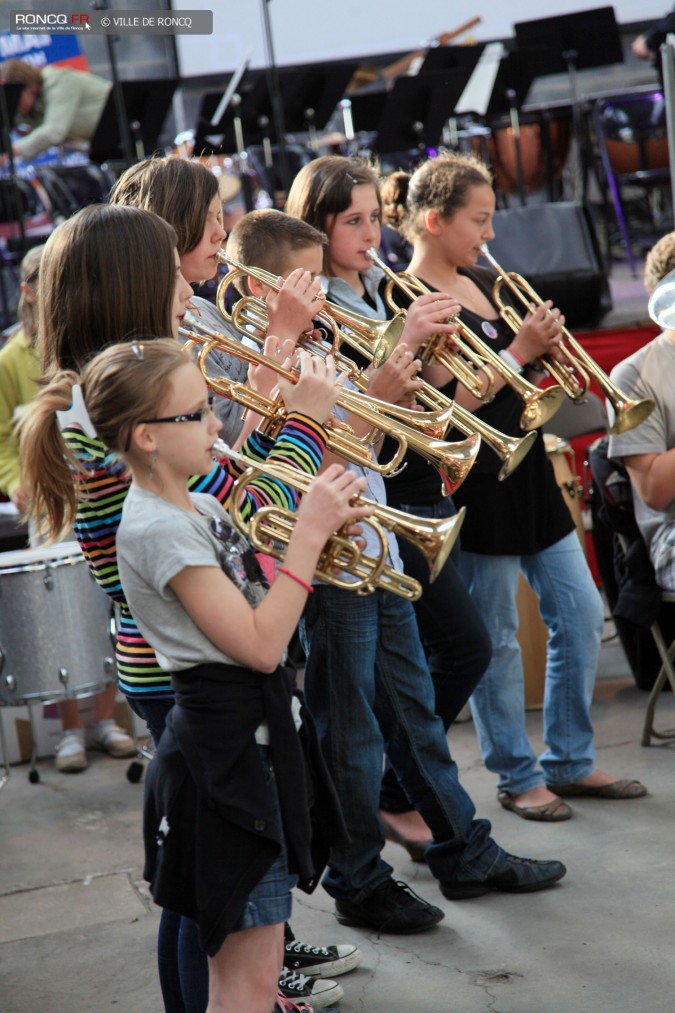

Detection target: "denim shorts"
[231, 748, 298, 932]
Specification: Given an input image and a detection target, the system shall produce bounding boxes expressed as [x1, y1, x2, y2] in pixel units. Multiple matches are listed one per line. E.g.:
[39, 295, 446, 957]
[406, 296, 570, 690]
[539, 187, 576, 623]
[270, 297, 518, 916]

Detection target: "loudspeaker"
[487, 201, 612, 330]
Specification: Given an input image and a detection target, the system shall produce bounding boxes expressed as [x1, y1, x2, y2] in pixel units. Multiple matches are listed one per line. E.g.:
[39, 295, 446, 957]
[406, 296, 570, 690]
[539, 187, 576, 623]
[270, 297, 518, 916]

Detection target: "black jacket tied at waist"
[143, 661, 348, 956]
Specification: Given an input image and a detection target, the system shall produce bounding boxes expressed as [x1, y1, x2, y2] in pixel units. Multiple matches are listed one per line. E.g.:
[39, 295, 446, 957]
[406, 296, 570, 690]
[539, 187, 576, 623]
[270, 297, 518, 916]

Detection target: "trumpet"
[413, 384, 537, 481]
[303, 281, 536, 480]
[481, 244, 656, 436]
[217, 251, 404, 370]
[215, 439, 467, 600]
[182, 325, 481, 491]
[367, 247, 565, 431]
[367, 248, 495, 401]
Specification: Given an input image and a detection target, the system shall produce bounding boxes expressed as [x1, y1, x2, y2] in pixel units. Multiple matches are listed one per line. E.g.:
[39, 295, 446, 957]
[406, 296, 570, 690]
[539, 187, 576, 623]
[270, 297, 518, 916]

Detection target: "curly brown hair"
[644, 231, 675, 294]
[401, 151, 492, 242]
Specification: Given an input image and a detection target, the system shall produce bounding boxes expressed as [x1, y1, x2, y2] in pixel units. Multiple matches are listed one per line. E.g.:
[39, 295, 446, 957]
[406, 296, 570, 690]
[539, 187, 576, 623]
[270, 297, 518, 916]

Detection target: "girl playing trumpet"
[21, 336, 368, 1013]
[18, 202, 341, 1013]
[397, 150, 646, 819]
[286, 155, 493, 863]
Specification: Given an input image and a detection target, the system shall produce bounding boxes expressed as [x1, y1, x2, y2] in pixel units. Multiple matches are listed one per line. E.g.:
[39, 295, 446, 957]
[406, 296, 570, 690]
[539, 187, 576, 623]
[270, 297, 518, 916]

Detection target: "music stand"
[89, 78, 178, 165]
[419, 43, 486, 79]
[347, 90, 387, 137]
[514, 7, 623, 76]
[192, 75, 270, 157]
[192, 76, 272, 212]
[514, 7, 624, 200]
[479, 48, 551, 204]
[373, 71, 470, 156]
[277, 62, 358, 141]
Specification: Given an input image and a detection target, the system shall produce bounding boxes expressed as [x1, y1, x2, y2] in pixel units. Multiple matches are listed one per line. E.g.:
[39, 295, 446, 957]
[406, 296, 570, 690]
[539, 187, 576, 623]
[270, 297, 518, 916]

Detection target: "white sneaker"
[278, 967, 344, 1008]
[55, 731, 87, 773]
[88, 721, 136, 758]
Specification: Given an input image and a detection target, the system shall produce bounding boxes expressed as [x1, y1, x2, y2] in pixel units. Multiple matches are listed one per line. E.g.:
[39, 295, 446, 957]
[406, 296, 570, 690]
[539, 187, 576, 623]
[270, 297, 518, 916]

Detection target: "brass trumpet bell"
[381, 504, 467, 583]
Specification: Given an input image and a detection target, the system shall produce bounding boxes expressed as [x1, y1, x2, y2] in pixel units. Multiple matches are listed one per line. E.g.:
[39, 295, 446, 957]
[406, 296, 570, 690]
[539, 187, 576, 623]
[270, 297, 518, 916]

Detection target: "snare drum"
[0, 543, 115, 706]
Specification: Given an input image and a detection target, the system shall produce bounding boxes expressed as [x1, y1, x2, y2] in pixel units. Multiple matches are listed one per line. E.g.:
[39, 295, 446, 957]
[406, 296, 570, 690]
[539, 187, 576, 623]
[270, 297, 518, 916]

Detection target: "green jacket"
[14, 66, 111, 161]
[0, 328, 39, 499]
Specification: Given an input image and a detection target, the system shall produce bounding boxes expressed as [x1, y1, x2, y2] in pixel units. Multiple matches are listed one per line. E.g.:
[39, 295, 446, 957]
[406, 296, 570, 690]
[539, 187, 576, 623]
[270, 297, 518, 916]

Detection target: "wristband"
[498, 348, 524, 374]
[277, 566, 314, 594]
[509, 346, 527, 367]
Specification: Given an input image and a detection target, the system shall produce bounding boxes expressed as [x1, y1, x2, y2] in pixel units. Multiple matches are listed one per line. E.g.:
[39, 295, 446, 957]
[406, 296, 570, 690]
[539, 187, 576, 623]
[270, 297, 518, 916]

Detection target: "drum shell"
[0, 545, 116, 706]
[472, 112, 572, 195]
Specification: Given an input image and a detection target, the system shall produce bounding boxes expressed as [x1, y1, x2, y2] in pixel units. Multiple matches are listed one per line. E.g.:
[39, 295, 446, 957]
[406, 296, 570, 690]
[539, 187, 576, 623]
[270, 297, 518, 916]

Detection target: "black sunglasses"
[123, 395, 215, 452]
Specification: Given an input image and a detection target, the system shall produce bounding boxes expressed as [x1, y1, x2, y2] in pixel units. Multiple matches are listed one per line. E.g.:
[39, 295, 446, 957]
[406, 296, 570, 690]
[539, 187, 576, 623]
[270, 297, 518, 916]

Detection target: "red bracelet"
[277, 566, 314, 594]
[509, 346, 527, 367]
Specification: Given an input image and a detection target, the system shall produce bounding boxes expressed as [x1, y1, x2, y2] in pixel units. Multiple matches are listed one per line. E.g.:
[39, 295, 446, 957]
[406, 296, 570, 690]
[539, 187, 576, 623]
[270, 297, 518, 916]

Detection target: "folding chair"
[589, 437, 675, 745]
[615, 532, 675, 746]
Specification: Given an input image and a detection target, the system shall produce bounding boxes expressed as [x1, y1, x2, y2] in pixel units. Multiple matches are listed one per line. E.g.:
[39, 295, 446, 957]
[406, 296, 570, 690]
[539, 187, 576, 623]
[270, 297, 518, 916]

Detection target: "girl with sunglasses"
[19, 202, 339, 1013]
[21, 335, 368, 1013]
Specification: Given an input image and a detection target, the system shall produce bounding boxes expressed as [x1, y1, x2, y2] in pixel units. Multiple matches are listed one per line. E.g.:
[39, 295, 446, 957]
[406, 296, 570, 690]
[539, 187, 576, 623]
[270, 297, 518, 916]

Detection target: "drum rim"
[0, 541, 83, 573]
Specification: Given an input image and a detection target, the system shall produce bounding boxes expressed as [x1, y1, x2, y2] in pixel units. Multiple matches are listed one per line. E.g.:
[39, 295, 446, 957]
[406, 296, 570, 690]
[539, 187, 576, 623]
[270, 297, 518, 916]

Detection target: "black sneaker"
[335, 878, 445, 934]
[284, 938, 363, 977]
[440, 853, 567, 900]
[278, 967, 344, 1009]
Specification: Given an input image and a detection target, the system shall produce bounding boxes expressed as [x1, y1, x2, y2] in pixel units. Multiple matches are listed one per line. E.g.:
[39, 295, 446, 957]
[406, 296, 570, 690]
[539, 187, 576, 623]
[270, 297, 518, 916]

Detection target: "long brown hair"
[108, 155, 218, 256]
[19, 340, 188, 540]
[39, 204, 177, 375]
[285, 155, 381, 273]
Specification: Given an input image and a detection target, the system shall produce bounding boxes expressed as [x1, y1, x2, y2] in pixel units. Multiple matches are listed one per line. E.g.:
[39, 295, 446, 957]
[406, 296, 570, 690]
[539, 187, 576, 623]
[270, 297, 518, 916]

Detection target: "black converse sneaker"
[284, 936, 363, 978]
[278, 967, 344, 1009]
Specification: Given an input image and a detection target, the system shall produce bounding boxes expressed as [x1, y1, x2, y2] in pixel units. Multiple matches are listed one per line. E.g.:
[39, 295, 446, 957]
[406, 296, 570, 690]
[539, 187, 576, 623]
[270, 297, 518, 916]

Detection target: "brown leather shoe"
[497, 790, 572, 822]
[546, 779, 647, 799]
[379, 814, 431, 862]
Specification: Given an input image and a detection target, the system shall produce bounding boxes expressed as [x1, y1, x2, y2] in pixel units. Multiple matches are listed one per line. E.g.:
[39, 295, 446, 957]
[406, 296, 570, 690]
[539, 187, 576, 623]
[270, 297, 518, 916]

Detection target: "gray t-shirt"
[118, 485, 267, 671]
[608, 332, 675, 586]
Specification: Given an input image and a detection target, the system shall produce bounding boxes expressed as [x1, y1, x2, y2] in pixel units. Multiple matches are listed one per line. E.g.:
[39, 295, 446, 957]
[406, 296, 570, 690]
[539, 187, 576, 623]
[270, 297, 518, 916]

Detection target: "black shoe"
[278, 967, 344, 1009]
[283, 938, 363, 977]
[335, 878, 445, 934]
[440, 853, 567, 900]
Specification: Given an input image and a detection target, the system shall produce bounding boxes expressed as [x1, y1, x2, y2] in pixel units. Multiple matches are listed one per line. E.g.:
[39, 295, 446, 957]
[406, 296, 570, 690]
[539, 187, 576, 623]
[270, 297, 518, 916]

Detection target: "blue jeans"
[459, 531, 604, 795]
[380, 497, 491, 812]
[300, 586, 502, 904]
[381, 498, 491, 812]
[129, 696, 208, 1013]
